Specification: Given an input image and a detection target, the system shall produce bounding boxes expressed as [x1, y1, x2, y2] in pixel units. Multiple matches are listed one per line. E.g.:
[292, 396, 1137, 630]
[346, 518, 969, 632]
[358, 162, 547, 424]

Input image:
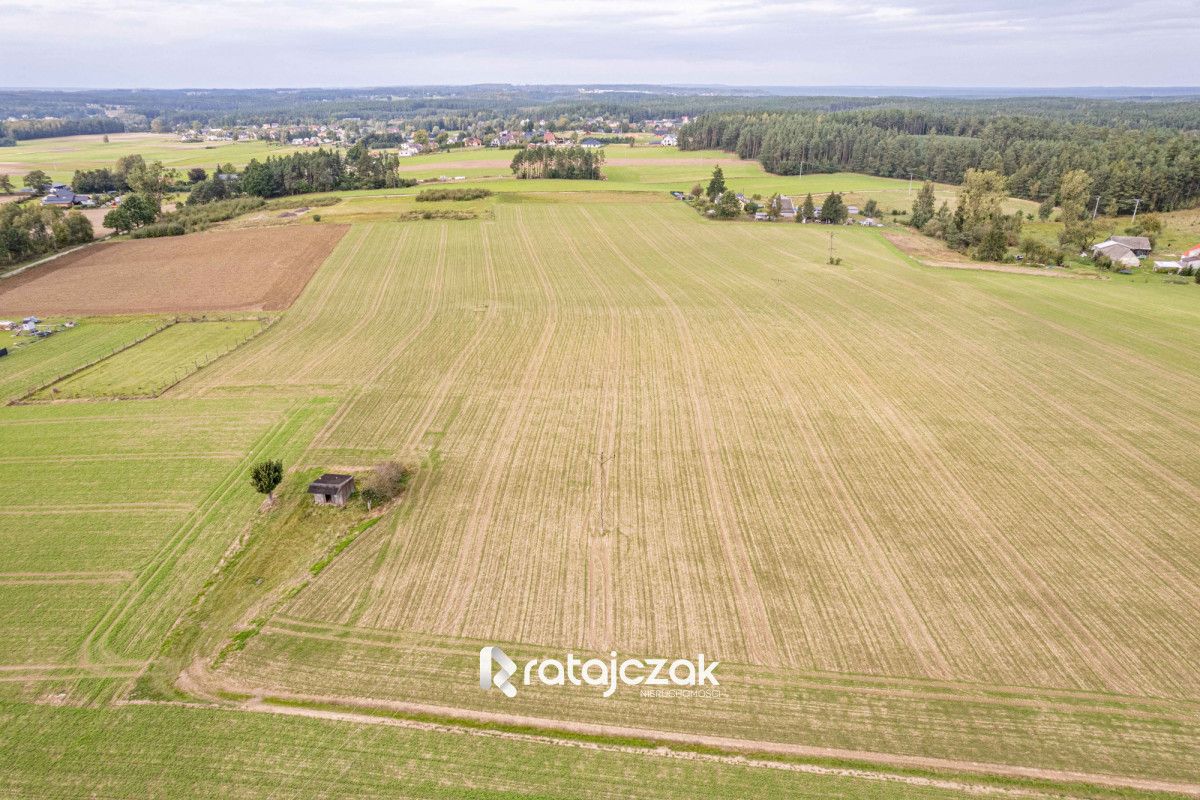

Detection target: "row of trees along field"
[0, 116, 125, 144]
[237, 145, 416, 197]
[511, 146, 604, 180]
[679, 110, 1200, 212]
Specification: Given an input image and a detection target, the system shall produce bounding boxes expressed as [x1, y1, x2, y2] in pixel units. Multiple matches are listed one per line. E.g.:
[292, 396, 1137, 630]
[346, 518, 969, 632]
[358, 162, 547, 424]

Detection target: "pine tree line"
[679, 111, 1200, 212]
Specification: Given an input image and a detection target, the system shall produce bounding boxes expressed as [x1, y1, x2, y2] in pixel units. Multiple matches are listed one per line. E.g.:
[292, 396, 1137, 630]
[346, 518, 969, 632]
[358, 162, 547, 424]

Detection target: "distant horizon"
[4, 84, 1199, 99]
[5, 0, 1196, 89]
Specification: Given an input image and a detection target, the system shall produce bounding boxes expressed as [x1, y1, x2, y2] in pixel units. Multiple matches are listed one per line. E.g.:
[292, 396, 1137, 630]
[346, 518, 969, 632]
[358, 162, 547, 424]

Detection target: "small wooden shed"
[307, 473, 355, 507]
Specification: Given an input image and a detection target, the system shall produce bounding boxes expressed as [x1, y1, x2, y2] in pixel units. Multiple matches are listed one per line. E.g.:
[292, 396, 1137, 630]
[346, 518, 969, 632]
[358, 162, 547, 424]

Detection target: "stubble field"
[178, 199, 1200, 786]
[2, 177, 1200, 796]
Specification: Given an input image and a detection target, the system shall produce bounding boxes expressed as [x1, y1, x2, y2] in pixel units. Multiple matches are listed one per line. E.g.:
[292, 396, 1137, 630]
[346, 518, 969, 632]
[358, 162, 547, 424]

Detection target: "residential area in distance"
[2, 2, 1200, 798]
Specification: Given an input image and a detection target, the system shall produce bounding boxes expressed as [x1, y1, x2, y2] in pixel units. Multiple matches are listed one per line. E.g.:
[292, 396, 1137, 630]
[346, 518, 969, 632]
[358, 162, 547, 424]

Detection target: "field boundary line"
[155, 678, 1200, 798]
[8, 318, 177, 405]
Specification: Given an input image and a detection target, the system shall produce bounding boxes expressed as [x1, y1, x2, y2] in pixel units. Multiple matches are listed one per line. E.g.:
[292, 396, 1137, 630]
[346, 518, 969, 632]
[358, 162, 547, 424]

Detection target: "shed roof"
[308, 473, 354, 493]
[1110, 236, 1152, 251]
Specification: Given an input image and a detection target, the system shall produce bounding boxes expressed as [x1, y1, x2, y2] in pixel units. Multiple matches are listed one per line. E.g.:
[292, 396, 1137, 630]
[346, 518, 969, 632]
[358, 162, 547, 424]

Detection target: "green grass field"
[0, 317, 166, 402]
[0, 132, 313, 184]
[31, 319, 266, 399]
[2, 150, 1199, 797]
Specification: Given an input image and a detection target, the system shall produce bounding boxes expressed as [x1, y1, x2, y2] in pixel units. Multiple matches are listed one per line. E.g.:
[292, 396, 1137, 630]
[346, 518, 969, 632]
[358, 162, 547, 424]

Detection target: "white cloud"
[0, 0, 1194, 87]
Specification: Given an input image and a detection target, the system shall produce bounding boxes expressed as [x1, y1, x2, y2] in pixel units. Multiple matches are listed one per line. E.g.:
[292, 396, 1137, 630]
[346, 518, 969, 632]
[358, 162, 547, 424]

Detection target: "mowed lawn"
[176, 199, 1200, 784]
[32, 319, 265, 399]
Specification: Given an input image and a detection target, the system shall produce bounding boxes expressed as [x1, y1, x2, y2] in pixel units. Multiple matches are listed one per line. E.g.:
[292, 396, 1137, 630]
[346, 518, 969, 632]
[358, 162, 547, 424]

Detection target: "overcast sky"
[3, 0, 1198, 89]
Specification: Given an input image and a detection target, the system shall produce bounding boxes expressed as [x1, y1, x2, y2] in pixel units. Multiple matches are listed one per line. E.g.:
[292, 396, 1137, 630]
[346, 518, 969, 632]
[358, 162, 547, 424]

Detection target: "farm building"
[1091, 240, 1141, 268]
[778, 196, 796, 218]
[1108, 236, 1153, 257]
[307, 473, 355, 507]
[580, 138, 603, 148]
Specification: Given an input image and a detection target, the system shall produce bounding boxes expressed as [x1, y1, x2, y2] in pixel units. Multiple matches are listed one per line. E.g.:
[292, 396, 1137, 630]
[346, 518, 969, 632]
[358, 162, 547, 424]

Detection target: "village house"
[580, 138, 603, 148]
[660, 134, 678, 146]
[307, 473, 355, 507]
[39, 184, 94, 208]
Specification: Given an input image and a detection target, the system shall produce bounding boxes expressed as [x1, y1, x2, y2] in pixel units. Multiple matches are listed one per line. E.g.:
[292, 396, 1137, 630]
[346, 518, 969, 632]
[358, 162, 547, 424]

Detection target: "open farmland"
[0, 318, 165, 402]
[0, 132, 314, 184]
[133, 197, 1200, 790]
[0, 225, 347, 316]
[4, 176, 1200, 796]
[31, 319, 266, 400]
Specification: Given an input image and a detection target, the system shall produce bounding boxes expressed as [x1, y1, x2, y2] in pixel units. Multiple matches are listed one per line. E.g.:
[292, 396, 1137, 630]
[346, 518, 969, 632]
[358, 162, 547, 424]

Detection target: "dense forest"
[679, 109, 1200, 212]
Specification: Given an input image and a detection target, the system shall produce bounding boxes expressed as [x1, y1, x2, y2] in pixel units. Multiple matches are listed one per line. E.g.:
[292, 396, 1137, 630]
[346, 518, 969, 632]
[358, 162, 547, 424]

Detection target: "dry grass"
[169, 201, 1200, 783]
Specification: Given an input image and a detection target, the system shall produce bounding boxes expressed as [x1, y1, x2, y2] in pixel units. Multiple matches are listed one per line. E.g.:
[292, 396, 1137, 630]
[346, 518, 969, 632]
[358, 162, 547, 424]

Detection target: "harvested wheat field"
[0, 224, 347, 315]
[167, 200, 1200, 789]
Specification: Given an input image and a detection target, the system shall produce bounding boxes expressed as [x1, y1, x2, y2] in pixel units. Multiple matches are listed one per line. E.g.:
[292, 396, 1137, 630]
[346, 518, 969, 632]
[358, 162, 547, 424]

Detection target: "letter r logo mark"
[480, 646, 517, 697]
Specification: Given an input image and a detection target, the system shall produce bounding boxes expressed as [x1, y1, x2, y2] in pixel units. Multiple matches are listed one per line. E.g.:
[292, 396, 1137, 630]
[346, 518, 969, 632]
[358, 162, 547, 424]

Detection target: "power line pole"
[595, 449, 616, 532]
[1091, 195, 1102, 220]
[829, 231, 835, 263]
[908, 171, 914, 194]
[1130, 198, 1142, 222]
[798, 159, 804, 179]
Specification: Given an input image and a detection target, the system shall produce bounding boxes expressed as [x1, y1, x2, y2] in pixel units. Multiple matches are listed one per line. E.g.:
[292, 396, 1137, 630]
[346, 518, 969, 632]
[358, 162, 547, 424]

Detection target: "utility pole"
[1130, 198, 1142, 223]
[829, 231, 835, 263]
[908, 171, 914, 194]
[798, 159, 804, 179]
[595, 449, 616, 532]
[1091, 195, 1102, 220]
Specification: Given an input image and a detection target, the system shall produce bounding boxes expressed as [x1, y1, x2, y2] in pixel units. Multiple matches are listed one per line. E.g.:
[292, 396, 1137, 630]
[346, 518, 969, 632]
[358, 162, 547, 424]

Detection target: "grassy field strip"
[240, 697, 1200, 798]
[0, 401, 293, 682]
[0, 571, 132, 585]
[81, 398, 334, 666]
[0, 318, 164, 403]
[223, 621, 1200, 788]
[31, 319, 267, 400]
[0, 702, 1036, 800]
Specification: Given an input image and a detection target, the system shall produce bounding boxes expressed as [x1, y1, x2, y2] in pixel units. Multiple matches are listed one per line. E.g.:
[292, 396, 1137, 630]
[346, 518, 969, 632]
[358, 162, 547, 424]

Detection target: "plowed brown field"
[0, 224, 347, 315]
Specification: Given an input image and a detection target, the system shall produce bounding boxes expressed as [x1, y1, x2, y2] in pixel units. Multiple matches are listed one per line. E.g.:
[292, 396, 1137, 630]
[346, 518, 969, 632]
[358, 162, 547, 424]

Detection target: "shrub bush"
[415, 187, 493, 202]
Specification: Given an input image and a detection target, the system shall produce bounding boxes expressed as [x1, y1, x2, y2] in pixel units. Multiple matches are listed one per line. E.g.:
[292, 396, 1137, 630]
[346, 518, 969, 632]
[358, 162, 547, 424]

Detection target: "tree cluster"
[908, 171, 1023, 261]
[237, 145, 415, 198]
[510, 146, 604, 180]
[0, 203, 93, 266]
